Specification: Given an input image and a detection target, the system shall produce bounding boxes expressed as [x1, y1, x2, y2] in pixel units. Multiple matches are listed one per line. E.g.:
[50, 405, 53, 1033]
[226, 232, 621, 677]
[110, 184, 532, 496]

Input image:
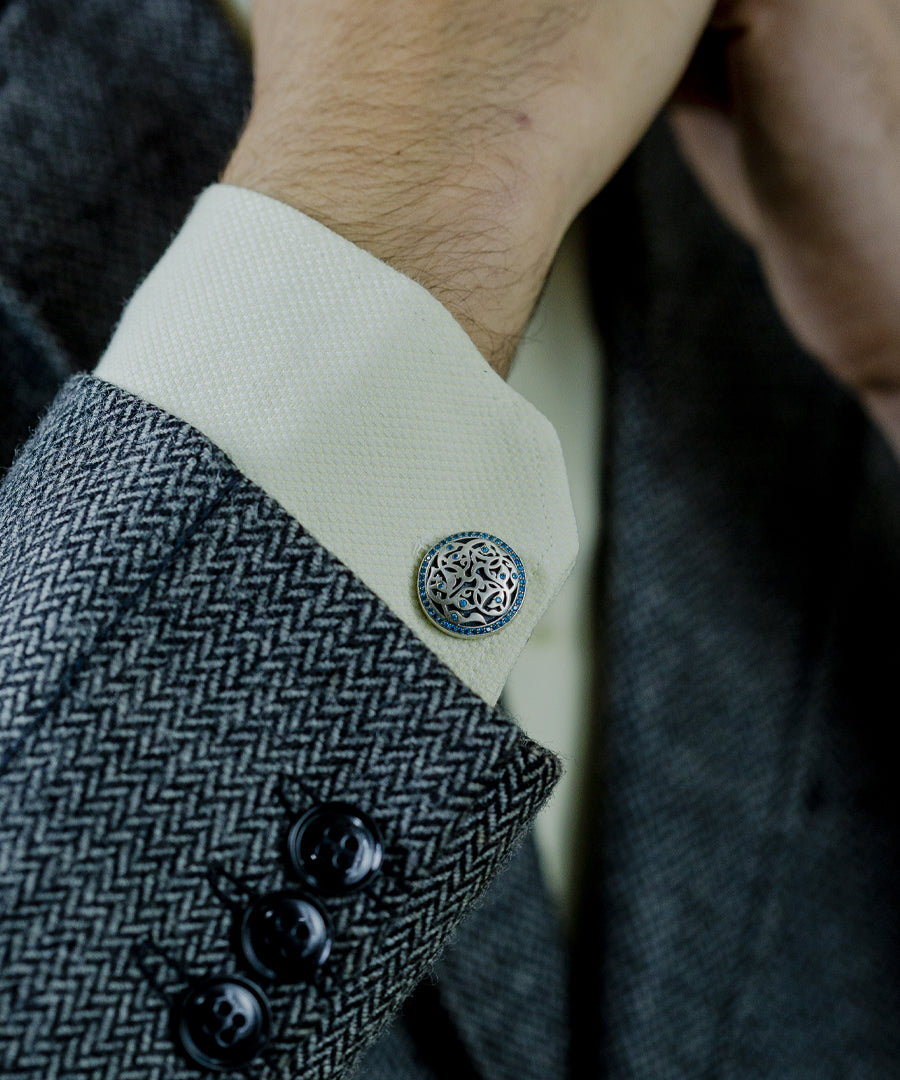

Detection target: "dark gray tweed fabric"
[356, 836, 570, 1080]
[432, 835, 570, 1080]
[575, 124, 900, 1078]
[0, 276, 73, 467]
[0, 374, 560, 1079]
[0, 0, 251, 399]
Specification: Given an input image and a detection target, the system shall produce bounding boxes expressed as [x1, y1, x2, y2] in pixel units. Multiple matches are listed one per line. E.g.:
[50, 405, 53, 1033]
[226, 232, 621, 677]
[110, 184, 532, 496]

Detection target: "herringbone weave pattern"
[0, 375, 560, 1080]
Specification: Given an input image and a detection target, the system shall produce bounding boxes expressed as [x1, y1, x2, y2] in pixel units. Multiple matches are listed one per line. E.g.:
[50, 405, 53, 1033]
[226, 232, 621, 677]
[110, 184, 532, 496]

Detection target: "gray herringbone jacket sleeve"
[0, 374, 560, 1079]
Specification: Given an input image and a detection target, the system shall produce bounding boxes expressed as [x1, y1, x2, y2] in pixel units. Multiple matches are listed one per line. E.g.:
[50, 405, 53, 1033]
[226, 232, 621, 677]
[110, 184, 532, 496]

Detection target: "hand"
[672, 0, 900, 454]
[223, 0, 715, 375]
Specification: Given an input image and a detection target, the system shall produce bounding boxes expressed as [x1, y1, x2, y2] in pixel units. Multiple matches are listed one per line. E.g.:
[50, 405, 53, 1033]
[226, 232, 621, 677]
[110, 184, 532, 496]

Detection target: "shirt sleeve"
[94, 183, 578, 706]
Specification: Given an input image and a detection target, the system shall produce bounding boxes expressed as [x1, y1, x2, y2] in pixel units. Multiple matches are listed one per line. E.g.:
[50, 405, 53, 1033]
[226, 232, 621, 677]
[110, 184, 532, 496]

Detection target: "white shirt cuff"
[94, 183, 578, 706]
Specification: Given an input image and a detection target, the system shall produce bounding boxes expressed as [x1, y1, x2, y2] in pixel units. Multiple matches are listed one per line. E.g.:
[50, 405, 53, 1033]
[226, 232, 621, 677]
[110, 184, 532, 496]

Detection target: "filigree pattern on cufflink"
[417, 533, 526, 637]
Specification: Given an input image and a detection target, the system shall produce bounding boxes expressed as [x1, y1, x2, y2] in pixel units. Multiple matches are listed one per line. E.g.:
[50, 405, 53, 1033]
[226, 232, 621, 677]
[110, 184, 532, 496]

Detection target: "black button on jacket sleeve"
[287, 803, 384, 895]
[176, 976, 272, 1071]
[239, 892, 333, 982]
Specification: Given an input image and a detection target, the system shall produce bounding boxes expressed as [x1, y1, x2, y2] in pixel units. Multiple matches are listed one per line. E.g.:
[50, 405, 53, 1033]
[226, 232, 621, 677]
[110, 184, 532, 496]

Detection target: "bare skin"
[672, 0, 900, 455]
[224, 0, 900, 459]
[222, 0, 716, 376]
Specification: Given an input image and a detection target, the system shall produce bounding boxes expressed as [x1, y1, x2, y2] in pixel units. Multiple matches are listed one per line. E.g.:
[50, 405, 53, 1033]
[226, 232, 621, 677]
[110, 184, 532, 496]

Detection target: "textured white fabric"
[505, 220, 603, 920]
[95, 184, 578, 706]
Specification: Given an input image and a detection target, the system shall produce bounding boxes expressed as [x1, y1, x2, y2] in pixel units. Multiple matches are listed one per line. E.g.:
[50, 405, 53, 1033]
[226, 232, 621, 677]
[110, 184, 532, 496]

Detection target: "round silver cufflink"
[417, 533, 526, 638]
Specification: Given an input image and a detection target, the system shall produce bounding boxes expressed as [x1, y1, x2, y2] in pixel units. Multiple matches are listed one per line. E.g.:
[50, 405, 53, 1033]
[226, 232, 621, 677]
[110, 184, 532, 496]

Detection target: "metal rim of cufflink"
[417, 532, 526, 638]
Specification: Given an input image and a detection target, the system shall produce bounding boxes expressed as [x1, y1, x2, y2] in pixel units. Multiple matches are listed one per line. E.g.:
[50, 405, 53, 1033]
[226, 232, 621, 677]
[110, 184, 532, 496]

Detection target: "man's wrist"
[221, 117, 565, 378]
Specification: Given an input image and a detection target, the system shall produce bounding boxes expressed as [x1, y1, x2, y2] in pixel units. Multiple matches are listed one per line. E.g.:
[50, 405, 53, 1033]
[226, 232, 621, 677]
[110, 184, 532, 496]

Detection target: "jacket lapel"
[574, 121, 877, 1077]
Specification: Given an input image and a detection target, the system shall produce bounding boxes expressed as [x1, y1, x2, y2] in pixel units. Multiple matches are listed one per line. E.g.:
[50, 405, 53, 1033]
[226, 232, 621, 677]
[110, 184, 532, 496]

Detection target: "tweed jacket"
[2, 2, 900, 1079]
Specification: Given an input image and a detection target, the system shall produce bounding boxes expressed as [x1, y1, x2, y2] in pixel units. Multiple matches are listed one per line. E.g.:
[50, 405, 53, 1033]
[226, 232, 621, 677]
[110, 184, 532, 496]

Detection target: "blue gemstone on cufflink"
[416, 533, 526, 639]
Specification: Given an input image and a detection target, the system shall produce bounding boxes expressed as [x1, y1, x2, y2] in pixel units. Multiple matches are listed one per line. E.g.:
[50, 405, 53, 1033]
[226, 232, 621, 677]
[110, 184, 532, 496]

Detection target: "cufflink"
[417, 533, 526, 637]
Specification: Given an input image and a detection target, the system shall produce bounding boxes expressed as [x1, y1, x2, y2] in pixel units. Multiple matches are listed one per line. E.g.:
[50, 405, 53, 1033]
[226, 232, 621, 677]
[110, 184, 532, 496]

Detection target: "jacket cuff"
[0, 375, 560, 1079]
